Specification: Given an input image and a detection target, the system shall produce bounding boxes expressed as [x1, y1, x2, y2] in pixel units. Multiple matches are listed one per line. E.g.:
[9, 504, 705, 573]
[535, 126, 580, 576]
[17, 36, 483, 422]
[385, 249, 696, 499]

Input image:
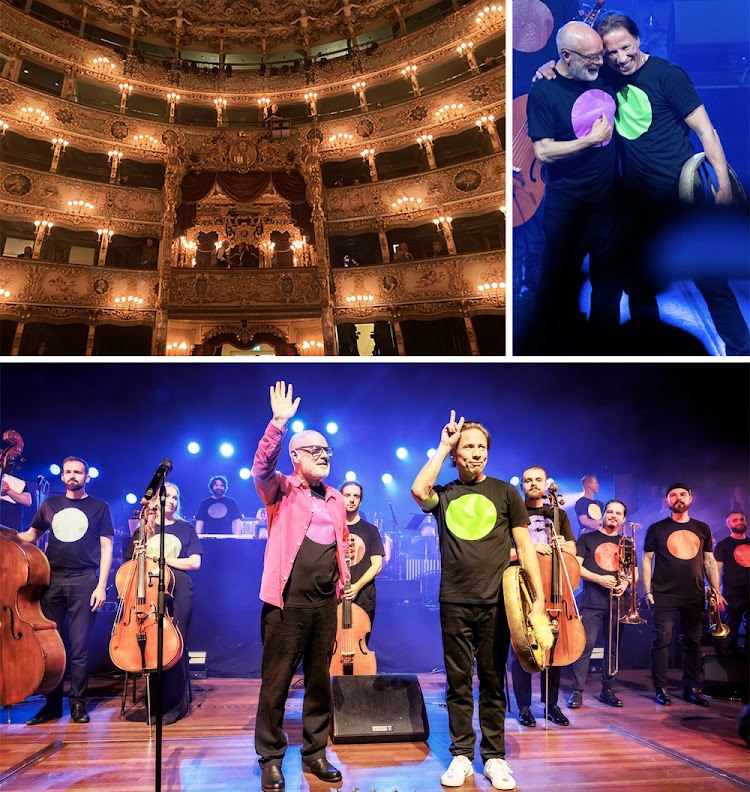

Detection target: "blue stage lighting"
[396, 447, 408, 460]
[345, 470, 357, 482]
[326, 422, 339, 435]
[239, 467, 252, 480]
[89, 467, 100, 478]
[509, 475, 520, 487]
[381, 473, 393, 485]
[427, 448, 436, 459]
[187, 441, 200, 454]
[50, 463, 61, 475]
[219, 442, 235, 458]
[291, 419, 305, 433]
[125, 493, 137, 505]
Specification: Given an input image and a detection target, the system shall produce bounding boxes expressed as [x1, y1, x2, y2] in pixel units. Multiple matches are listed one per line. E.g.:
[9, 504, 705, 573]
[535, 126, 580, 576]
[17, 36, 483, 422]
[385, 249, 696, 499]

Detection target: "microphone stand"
[154, 482, 167, 792]
[388, 501, 402, 580]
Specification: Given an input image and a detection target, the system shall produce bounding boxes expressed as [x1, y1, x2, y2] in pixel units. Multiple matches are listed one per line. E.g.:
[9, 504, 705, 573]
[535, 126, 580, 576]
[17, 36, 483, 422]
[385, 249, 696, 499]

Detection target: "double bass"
[108, 504, 183, 674]
[1, 430, 66, 712]
[330, 536, 376, 676]
[538, 482, 586, 667]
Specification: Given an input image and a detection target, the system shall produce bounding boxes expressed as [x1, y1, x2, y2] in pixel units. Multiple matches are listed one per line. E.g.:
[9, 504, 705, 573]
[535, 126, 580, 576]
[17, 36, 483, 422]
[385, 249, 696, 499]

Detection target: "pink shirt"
[253, 421, 350, 607]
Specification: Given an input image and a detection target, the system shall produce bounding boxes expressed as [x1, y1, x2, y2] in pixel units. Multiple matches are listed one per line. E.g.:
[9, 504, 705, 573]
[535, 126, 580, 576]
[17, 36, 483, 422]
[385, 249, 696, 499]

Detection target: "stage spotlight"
[426, 448, 436, 459]
[291, 419, 305, 433]
[50, 463, 61, 475]
[396, 447, 408, 460]
[187, 441, 200, 454]
[381, 473, 393, 485]
[509, 475, 520, 487]
[219, 442, 235, 458]
[345, 470, 357, 482]
[125, 493, 137, 504]
[326, 422, 339, 435]
[239, 467, 252, 480]
[89, 467, 100, 478]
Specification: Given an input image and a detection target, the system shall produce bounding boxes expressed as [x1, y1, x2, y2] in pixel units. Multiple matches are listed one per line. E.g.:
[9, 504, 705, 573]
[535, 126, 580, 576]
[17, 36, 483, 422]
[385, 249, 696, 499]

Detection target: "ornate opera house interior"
[0, 0, 506, 356]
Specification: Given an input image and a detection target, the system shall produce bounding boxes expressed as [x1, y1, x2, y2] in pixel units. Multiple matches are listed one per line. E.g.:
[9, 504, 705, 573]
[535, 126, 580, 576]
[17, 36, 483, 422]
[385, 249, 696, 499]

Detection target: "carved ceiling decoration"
[55, 0, 424, 50]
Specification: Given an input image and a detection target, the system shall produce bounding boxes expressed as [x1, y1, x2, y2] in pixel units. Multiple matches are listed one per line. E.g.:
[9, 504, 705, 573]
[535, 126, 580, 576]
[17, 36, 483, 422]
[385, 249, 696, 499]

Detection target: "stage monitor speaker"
[702, 654, 749, 701]
[330, 674, 430, 744]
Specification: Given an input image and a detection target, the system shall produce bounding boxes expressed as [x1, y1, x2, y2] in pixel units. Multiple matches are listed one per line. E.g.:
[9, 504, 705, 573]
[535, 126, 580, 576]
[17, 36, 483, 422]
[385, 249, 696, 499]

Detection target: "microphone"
[141, 459, 173, 504]
[37, 475, 45, 484]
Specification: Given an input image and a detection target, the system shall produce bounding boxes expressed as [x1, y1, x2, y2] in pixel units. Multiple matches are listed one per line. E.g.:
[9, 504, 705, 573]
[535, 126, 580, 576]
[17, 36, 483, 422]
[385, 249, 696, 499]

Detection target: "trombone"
[608, 521, 646, 676]
[706, 586, 730, 639]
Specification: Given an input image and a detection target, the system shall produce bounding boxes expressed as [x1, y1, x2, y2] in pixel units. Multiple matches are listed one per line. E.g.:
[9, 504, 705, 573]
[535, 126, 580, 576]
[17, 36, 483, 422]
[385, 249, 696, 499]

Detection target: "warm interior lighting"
[391, 196, 424, 210]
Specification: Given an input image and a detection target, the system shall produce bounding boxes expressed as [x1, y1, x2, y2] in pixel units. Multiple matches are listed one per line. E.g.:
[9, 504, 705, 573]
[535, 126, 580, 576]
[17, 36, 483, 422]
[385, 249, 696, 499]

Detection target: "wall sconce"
[107, 149, 123, 183]
[400, 64, 421, 96]
[328, 132, 354, 150]
[475, 3, 504, 28]
[300, 340, 324, 356]
[92, 56, 116, 74]
[0, 121, 9, 135]
[457, 41, 479, 73]
[166, 340, 190, 356]
[261, 240, 275, 268]
[345, 295, 374, 303]
[391, 195, 423, 211]
[97, 228, 114, 240]
[0, 288, 11, 298]
[500, 204, 506, 214]
[33, 218, 54, 259]
[433, 216, 457, 254]
[118, 82, 133, 113]
[166, 92, 180, 123]
[416, 133, 436, 169]
[132, 134, 159, 151]
[50, 137, 69, 173]
[21, 107, 50, 124]
[113, 295, 145, 314]
[352, 81, 368, 111]
[292, 239, 311, 267]
[214, 97, 228, 126]
[257, 97, 271, 118]
[179, 236, 197, 267]
[360, 147, 377, 182]
[435, 103, 464, 122]
[477, 281, 505, 293]
[96, 227, 114, 266]
[303, 91, 318, 117]
[476, 114, 502, 152]
[66, 199, 94, 216]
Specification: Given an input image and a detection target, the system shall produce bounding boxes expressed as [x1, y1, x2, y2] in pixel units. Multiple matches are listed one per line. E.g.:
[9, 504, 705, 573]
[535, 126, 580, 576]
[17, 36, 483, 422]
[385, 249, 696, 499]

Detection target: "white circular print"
[51, 507, 89, 542]
[207, 502, 228, 519]
[146, 533, 182, 559]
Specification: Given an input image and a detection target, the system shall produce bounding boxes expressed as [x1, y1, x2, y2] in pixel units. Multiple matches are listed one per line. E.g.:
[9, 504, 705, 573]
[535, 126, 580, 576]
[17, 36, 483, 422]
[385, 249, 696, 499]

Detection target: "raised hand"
[439, 409, 465, 450]
[270, 381, 301, 424]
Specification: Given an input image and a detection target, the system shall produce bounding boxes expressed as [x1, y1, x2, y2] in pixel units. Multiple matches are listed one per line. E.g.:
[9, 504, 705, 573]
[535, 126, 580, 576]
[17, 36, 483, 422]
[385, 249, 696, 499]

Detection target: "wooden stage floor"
[2, 669, 748, 791]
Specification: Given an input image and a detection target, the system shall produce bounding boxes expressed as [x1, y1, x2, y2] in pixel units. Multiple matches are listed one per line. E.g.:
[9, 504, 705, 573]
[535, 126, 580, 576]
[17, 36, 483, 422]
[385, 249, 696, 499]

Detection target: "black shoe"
[70, 704, 90, 723]
[598, 689, 624, 707]
[546, 705, 570, 726]
[301, 756, 342, 783]
[26, 708, 62, 726]
[567, 690, 583, 709]
[655, 688, 672, 706]
[261, 764, 285, 792]
[517, 706, 536, 727]
[683, 687, 709, 706]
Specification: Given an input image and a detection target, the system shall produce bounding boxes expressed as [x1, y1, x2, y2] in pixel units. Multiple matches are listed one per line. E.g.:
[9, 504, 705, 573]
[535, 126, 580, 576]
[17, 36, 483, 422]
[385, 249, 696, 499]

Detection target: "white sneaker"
[440, 755, 474, 787]
[484, 758, 517, 790]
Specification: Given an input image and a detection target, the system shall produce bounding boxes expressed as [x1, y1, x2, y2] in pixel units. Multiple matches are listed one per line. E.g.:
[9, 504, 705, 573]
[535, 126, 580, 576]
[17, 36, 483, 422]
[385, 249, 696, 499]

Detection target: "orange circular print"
[666, 530, 701, 560]
[734, 544, 750, 567]
[594, 542, 620, 572]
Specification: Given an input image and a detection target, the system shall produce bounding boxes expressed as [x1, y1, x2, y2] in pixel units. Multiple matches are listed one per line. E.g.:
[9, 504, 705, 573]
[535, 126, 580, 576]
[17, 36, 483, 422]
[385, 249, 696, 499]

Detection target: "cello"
[0, 429, 66, 714]
[108, 504, 183, 675]
[538, 482, 586, 667]
[330, 536, 377, 676]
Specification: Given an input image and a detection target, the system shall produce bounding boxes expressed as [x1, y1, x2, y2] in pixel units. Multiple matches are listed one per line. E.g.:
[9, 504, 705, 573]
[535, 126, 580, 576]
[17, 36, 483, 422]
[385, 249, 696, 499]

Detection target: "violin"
[537, 483, 586, 666]
[0, 430, 25, 475]
[330, 536, 377, 676]
[0, 526, 66, 709]
[108, 504, 183, 674]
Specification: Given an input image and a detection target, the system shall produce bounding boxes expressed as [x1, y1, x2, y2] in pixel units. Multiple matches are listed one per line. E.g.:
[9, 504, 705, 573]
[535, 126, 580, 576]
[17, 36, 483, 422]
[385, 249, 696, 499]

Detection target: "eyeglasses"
[294, 445, 334, 459]
[565, 48, 604, 64]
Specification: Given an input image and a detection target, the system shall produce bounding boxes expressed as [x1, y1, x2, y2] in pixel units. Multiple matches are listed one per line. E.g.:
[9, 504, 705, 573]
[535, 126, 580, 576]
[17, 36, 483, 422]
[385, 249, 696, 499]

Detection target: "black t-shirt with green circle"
[430, 476, 530, 605]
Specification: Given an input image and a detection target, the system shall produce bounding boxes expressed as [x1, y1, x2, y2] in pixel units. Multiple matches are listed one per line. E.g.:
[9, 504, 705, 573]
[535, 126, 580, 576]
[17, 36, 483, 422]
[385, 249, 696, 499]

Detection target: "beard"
[569, 61, 600, 82]
[65, 480, 85, 492]
[670, 502, 689, 514]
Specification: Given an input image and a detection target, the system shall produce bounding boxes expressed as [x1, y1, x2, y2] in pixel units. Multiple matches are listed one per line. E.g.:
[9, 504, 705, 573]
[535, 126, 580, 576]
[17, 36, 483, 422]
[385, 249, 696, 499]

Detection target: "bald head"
[557, 21, 603, 56]
[289, 429, 331, 486]
[289, 429, 327, 454]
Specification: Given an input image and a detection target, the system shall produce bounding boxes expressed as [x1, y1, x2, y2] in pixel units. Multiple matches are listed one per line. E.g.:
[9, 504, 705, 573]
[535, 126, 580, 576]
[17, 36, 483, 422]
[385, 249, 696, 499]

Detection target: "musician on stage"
[339, 480, 384, 642]
[510, 466, 576, 727]
[195, 475, 242, 535]
[252, 382, 349, 792]
[411, 412, 544, 791]
[126, 482, 202, 725]
[642, 483, 724, 706]
[567, 499, 633, 710]
[713, 510, 748, 656]
[17, 456, 113, 725]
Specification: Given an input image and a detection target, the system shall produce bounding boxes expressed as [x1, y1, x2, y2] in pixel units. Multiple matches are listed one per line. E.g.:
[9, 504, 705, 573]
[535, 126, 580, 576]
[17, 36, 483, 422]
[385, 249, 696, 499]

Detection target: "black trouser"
[716, 587, 749, 655]
[510, 648, 562, 708]
[255, 599, 337, 767]
[440, 602, 510, 762]
[650, 601, 704, 690]
[41, 569, 98, 710]
[570, 607, 617, 691]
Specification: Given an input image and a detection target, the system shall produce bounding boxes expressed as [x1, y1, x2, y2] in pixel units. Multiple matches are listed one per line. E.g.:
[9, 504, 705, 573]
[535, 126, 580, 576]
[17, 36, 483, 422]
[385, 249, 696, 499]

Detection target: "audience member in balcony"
[432, 239, 446, 257]
[342, 254, 359, 268]
[141, 237, 159, 268]
[52, 250, 65, 262]
[334, 178, 344, 187]
[215, 246, 228, 268]
[17, 246, 33, 259]
[393, 242, 414, 262]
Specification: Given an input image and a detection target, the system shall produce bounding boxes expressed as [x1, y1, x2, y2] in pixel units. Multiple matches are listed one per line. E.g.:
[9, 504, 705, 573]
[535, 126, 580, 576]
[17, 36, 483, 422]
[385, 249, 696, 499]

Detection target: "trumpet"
[608, 521, 646, 676]
[706, 587, 730, 639]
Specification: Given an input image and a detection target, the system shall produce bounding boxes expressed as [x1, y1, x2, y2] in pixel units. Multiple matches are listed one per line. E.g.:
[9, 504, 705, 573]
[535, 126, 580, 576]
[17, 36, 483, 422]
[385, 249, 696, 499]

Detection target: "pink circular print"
[572, 89, 616, 148]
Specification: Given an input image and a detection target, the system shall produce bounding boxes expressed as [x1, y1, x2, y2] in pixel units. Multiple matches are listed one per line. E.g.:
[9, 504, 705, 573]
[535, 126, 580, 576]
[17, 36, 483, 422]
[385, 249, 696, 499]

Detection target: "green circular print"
[445, 493, 497, 540]
[614, 84, 652, 141]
